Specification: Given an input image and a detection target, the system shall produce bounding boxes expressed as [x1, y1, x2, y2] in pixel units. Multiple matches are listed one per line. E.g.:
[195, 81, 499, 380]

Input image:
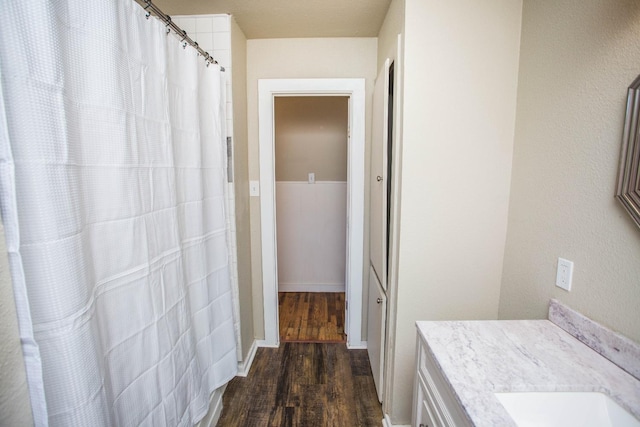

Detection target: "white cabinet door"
[369, 59, 390, 289]
[367, 266, 387, 402]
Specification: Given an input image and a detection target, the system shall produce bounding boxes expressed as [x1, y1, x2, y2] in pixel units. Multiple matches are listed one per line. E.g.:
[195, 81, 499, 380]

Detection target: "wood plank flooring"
[278, 292, 346, 343]
[217, 343, 383, 426]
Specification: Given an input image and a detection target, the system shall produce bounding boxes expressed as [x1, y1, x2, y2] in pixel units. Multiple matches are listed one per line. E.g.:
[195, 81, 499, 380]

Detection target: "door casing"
[258, 78, 366, 348]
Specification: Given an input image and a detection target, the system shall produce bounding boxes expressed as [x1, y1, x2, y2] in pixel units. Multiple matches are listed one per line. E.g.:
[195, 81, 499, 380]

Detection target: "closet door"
[367, 266, 387, 402]
[369, 58, 390, 289]
[367, 58, 391, 402]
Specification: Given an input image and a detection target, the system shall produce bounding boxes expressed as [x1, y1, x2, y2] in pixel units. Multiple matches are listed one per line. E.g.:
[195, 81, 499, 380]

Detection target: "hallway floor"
[278, 292, 346, 343]
[216, 343, 383, 426]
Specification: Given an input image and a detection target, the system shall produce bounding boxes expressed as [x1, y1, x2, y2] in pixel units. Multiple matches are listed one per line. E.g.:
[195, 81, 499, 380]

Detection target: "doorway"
[258, 78, 366, 348]
[274, 96, 348, 343]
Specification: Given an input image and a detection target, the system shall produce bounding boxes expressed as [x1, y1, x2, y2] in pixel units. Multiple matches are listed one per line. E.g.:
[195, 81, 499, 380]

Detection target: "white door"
[367, 266, 387, 402]
[369, 59, 390, 289]
[367, 59, 391, 401]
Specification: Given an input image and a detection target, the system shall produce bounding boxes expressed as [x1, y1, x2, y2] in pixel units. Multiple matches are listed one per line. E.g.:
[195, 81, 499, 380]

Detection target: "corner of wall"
[230, 16, 256, 361]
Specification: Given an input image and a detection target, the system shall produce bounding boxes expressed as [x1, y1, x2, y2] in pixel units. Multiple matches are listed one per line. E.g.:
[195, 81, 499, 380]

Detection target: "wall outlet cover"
[556, 258, 573, 291]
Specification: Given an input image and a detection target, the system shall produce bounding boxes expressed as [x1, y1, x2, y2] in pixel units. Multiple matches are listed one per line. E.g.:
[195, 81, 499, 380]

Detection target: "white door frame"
[258, 78, 366, 348]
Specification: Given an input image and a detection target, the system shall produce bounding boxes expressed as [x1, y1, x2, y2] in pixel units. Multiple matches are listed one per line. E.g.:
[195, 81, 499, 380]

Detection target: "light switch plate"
[308, 172, 315, 184]
[556, 258, 573, 291]
[249, 180, 260, 197]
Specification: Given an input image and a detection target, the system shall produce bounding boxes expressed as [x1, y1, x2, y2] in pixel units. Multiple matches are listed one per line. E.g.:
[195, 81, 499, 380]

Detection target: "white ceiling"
[152, 0, 392, 39]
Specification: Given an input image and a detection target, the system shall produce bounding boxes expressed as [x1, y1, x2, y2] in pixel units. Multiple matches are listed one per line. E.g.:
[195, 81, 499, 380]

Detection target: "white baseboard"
[196, 385, 226, 427]
[236, 339, 280, 377]
[278, 283, 345, 293]
[382, 413, 410, 427]
[347, 340, 367, 350]
[237, 339, 258, 377]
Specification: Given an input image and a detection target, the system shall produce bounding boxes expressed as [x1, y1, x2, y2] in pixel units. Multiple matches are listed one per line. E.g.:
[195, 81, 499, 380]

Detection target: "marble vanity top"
[416, 304, 640, 426]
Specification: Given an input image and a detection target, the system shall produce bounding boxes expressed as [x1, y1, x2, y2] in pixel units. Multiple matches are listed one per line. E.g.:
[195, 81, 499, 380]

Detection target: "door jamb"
[258, 78, 366, 348]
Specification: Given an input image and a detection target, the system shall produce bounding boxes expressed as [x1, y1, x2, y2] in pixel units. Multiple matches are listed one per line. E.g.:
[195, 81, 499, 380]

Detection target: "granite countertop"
[416, 311, 640, 426]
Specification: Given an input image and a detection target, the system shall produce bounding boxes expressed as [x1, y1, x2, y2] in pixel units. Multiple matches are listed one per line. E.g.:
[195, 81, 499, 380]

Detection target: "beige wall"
[499, 0, 640, 343]
[230, 18, 255, 361]
[377, 0, 404, 71]
[247, 38, 378, 339]
[386, 0, 522, 423]
[0, 224, 34, 426]
[275, 96, 348, 182]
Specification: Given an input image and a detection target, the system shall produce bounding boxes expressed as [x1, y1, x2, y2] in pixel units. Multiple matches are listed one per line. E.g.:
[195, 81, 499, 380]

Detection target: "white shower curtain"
[0, 0, 237, 425]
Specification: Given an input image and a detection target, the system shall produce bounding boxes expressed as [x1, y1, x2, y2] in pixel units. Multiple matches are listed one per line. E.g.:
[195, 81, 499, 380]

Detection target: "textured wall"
[499, 0, 640, 343]
[388, 0, 522, 423]
[0, 224, 34, 426]
[377, 0, 404, 71]
[275, 96, 348, 182]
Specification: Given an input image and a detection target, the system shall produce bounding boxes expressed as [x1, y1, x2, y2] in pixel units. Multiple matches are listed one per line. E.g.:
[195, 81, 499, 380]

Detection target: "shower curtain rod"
[138, 0, 225, 71]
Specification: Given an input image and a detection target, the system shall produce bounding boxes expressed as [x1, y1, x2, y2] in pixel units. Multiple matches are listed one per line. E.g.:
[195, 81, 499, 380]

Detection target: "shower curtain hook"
[144, 3, 151, 19]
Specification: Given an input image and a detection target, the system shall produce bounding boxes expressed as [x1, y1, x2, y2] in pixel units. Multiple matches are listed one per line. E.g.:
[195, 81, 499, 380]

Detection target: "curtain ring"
[183, 42, 187, 49]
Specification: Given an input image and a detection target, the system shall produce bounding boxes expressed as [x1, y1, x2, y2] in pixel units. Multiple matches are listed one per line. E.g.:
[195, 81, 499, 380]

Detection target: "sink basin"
[494, 392, 640, 427]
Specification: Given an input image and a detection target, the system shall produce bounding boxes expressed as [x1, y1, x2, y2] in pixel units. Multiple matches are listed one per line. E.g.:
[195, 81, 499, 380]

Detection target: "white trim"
[256, 339, 280, 348]
[258, 78, 366, 348]
[346, 341, 367, 350]
[236, 340, 258, 377]
[382, 413, 410, 427]
[237, 339, 279, 379]
[195, 385, 227, 427]
[278, 283, 345, 293]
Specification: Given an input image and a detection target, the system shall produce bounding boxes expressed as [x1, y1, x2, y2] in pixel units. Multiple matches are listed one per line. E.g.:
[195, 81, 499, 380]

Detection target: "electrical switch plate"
[308, 172, 315, 184]
[555, 258, 573, 291]
[249, 180, 260, 197]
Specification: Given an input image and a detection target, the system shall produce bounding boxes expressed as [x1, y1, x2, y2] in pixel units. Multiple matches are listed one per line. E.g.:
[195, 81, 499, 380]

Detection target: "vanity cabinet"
[412, 332, 471, 427]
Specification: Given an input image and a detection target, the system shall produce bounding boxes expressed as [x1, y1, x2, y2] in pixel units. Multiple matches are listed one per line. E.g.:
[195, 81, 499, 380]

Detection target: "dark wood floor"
[278, 292, 346, 343]
[217, 343, 383, 426]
